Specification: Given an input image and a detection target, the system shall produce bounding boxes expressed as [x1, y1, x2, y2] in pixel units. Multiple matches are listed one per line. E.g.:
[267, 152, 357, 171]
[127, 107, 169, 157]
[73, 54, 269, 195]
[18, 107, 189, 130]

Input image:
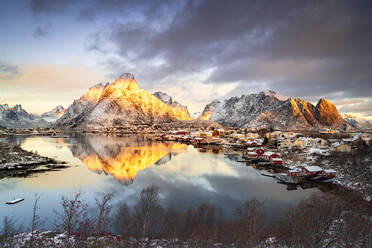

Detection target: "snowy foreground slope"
[201, 90, 347, 130]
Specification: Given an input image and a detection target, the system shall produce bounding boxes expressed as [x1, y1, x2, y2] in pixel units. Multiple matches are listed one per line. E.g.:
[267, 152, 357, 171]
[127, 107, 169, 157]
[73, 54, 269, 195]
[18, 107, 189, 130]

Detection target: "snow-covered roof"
[264, 151, 274, 156]
[331, 142, 343, 147]
[324, 169, 336, 173]
[351, 133, 362, 141]
[303, 165, 323, 172]
[271, 158, 282, 161]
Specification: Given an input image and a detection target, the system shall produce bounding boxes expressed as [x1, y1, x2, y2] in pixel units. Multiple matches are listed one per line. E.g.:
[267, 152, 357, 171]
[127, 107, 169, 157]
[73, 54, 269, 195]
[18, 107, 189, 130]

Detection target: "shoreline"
[0, 141, 68, 180]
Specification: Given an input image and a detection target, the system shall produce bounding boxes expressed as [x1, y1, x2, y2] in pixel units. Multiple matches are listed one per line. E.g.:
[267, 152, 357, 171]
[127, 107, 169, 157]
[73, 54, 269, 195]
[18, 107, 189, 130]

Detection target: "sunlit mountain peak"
[81, 83, 107, 104]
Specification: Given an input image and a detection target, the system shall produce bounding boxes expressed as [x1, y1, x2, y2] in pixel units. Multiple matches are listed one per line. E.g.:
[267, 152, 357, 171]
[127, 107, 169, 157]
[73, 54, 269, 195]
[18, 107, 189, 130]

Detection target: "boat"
[6, 198, 24, 205]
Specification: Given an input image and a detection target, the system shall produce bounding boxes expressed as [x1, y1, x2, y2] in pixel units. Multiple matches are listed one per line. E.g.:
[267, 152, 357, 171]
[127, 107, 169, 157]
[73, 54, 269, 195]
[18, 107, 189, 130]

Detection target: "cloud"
[0, 62, 20, 79]
[337, 98, 372, 116]
[0, 63, 107, 113]
[30, 0, 74, 15]
[27, 0, 372, 116]
[80, 0, 372, 98]
[0, 63, 107, 92]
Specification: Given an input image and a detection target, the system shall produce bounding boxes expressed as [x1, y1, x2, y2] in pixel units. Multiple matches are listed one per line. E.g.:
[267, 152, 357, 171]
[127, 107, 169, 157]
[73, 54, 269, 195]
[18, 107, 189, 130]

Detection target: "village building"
[331, 142, 352, 153]
[292, 138, 306, 150]
[319, 128, 337, 134]
[263, 151, 280, 161]
[301, 165, 323, 176]
[278, 138, 292, 150]
[246, 132, 260, 140]
[322, 169, 337, 178]
[212, 129, 225, 137]
[271, 157, 283, 166]
[292, 138, 305, 150]
[266, 131, 282, 140]
[313, 138, 328, 148]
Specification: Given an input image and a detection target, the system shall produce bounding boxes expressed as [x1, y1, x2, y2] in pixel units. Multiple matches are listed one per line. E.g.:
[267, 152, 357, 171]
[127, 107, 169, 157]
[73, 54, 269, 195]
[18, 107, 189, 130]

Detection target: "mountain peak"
[81, 83, 107, 104]
[118, 73, 135, 80]
[262, 90, 289, 101]
[314, 98, 344, 127]
[202, 92, 345, 130]
[153, 91, 172, 105]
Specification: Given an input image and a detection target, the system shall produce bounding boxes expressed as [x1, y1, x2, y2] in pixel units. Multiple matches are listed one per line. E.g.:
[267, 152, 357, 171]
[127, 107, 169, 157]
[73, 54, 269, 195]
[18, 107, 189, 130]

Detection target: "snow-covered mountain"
[56, 73, 191, 128]
[56, 83, 108, 127]
[200, 91, 347, 130]
[199, 100, 221, 120]
[152, 91, 191, 120]
[40, 105, 66, 123]
[0, 104, 50, 129]
[342, 114, 372, 129]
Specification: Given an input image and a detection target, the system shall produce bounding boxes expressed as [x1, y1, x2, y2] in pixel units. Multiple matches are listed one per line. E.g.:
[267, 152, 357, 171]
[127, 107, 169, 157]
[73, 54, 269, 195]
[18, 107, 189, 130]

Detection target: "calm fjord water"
[0, 134, 319, 228]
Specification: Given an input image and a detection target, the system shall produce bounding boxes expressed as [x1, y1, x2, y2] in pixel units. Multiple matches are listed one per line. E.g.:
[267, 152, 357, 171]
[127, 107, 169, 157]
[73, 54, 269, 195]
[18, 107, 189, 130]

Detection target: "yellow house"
[292, 138, 305, 150]
[331, 142, 351, 153]
[247, 132, 260, 140]
[278, 138, 292, 149]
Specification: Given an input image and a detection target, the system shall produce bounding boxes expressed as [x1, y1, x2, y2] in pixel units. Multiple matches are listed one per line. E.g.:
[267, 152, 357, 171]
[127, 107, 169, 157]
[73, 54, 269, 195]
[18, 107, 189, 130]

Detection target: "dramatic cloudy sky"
[1, 0, 371, 118]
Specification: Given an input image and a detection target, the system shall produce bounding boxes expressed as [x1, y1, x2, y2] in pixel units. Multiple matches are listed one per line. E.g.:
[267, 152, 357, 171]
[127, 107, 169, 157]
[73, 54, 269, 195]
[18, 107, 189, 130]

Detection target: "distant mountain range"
[199, 90, 347, 130]
[40, 105, 66, 123]
[342, 114, 372, 129]
[1, 74, 370, 131]
[0, 104, 55, 129]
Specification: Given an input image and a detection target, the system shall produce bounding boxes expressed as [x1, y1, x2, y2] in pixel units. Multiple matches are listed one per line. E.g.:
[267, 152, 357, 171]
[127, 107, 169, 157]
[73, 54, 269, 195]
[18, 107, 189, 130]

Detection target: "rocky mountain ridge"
[152, 91, 191, 120]
[201, 91, 347, 130]
[342, 114, 372, 129]
[1, 75, 361, 131]
[56, 73, 191, 128]
[0, 104, 50, 129]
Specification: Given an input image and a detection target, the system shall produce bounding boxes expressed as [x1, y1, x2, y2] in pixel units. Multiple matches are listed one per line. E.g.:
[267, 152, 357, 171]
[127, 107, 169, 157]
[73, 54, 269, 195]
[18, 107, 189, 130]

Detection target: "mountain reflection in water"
[69, 135, 187, 184]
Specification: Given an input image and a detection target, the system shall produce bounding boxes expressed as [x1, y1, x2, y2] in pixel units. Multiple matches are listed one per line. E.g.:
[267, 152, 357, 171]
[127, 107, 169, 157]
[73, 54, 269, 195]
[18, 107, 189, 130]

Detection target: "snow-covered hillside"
[201, 91, 347, 130]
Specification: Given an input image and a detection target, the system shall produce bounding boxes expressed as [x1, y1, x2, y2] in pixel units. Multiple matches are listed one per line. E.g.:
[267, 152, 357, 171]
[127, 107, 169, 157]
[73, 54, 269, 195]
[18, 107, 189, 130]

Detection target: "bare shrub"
[159, 206, 182, 239]
[233, 198, 266, 246]
[54, 192, 88, 246]
[95, 192, 114, 235]
[134, 184, 164, 240]
[114, 203, 133, 238]
[28, 193, 46, 248]
[0, 216, 22, 248]
[272, 190, 372, 248]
